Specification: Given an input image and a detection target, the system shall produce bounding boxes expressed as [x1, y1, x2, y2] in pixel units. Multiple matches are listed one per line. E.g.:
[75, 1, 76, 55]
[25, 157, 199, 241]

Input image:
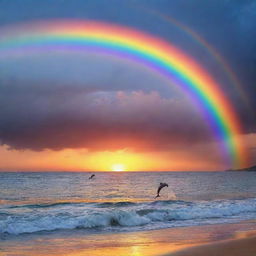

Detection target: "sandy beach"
[167, 233, 256, 256]
[1, 221, 256, 256]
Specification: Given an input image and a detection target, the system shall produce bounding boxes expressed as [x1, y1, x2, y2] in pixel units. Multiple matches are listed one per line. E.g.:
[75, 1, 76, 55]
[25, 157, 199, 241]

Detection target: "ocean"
[0, 171, 256, 237]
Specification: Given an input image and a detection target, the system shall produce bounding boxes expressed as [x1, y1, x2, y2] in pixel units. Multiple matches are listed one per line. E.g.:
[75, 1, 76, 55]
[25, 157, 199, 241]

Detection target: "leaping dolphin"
[155, 182, 168, 198]
[89, 174, 95, 180]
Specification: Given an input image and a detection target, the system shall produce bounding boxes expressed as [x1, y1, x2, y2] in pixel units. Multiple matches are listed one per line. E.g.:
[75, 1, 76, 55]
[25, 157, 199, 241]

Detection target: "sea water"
[0, 171, 256, 236]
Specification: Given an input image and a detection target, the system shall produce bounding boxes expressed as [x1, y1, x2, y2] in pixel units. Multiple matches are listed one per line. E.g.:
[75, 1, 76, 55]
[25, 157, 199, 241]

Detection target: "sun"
[111, 164, 125, 172]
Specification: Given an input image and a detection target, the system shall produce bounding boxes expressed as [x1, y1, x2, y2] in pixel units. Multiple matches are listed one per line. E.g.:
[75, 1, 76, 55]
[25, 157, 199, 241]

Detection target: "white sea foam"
[1, 198, 256, 235]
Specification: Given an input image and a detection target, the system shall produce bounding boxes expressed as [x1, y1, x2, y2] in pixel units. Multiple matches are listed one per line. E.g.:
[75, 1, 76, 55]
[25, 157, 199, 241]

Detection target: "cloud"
[0, 86, 212, 151]
[0, 0, 255, 154]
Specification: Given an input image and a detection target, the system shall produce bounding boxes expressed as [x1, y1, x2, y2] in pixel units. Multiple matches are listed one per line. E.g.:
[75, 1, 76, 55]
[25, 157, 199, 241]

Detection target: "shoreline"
[1, 220, 256, 256]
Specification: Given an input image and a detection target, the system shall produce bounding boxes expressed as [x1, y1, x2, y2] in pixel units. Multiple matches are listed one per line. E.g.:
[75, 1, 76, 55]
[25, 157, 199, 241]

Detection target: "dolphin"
[155, 182, 168, 198]
[89, 174, 95, 180]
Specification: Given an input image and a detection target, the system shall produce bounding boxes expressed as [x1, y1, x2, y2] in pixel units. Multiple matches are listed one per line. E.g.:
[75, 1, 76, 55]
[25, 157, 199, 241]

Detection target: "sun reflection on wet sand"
[0, 230, 192, 256]
[1, 222, 256, 256]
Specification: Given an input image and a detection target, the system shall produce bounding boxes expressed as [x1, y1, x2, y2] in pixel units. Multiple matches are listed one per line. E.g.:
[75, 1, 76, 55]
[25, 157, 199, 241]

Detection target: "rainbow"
[139, 6, 249, 104]
[0, 20, 247, 168]
[143, 8, 252, 113]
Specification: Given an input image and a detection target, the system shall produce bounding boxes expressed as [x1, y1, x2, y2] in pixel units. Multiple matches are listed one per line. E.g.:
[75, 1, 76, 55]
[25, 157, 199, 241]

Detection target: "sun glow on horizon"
[111, 164, 126, 172]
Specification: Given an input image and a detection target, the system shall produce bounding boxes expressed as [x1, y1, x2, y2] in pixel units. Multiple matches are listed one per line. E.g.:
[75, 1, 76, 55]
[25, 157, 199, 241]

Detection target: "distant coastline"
[227, 165, 256, 172]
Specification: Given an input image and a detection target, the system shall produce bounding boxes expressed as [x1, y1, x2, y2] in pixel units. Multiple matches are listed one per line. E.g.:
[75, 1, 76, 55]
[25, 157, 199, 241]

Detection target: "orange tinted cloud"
[0, 139, 233, 171]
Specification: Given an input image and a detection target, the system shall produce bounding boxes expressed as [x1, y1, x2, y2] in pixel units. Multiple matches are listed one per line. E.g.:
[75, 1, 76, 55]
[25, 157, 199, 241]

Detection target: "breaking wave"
[1, 198, 256, 235]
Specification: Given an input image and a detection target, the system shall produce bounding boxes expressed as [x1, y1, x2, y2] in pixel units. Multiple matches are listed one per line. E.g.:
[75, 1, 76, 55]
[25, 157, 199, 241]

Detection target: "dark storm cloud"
[0, 50, 189, 152]
[0, 85, 211, 151]
[0, 0, 255, 151]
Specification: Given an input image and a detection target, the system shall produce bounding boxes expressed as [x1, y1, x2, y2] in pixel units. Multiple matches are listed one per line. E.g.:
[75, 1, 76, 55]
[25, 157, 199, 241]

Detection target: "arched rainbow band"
[0, 20, 247, 168]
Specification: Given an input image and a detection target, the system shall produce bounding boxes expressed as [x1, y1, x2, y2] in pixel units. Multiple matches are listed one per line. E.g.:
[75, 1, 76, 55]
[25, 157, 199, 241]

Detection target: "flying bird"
[89, 174, 95, 180]
[155, 182, 168, 198]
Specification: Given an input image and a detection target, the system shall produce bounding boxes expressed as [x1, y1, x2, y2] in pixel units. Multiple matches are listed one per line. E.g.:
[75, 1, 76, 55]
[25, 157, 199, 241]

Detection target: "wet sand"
[167, 234, 256, 256]
[1, 221, 256, 256]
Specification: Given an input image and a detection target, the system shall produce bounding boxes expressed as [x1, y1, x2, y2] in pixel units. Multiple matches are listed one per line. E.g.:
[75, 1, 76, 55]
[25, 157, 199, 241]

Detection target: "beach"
[168, 236, 256, 256]
[1, 221, 256, 256]
[167, 227, 256, 256]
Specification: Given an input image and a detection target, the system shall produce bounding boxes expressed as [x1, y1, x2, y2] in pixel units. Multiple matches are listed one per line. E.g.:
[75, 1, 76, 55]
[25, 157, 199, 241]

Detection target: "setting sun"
[111, 164, 125, 172]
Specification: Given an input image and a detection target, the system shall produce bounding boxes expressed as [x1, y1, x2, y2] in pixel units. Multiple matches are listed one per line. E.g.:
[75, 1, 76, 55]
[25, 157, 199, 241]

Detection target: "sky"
[0, 0, 255, 171]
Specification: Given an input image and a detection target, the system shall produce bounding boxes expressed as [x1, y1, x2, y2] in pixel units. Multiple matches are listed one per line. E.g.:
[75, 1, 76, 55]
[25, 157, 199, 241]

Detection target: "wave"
[97, 201, 137, 208]
[8, 201, 139, 209]
[1, 198, 256, 235]
[8, 202, 80, 209]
